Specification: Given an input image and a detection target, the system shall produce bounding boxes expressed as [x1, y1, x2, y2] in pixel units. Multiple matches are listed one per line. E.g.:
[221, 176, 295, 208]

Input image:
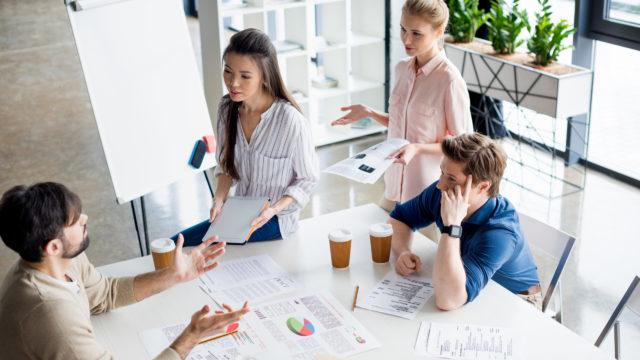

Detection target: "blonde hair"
[402, 0, 449, 31]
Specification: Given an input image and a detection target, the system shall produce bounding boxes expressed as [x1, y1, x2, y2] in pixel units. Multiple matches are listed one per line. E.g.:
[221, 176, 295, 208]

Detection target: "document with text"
[198, 254, 296, 308]
[140, 293, 380, 360]
[323, 138, 409, 184]
[356, 270, 434, 319]
[414, 321, 517, 360]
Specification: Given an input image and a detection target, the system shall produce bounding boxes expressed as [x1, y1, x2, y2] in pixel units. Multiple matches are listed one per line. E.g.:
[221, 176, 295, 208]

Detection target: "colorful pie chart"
[286, 317, 315, 336]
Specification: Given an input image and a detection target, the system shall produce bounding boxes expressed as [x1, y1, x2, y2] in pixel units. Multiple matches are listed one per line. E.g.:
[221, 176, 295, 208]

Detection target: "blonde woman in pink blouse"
[332, 0, 472, 211]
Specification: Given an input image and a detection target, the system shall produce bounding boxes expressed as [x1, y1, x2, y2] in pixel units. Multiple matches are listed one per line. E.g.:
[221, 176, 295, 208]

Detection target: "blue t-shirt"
[390, 182, 540, 302]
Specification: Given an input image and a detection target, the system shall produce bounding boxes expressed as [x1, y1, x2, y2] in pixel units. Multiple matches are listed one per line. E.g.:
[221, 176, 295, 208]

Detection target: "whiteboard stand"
[65, 0, 218, 257]
[130, 172, 215, 256]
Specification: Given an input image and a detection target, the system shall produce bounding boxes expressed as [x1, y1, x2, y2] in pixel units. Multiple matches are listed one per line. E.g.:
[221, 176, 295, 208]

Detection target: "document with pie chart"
[140, 292, 379, 359]
[245, 292, 381, 358]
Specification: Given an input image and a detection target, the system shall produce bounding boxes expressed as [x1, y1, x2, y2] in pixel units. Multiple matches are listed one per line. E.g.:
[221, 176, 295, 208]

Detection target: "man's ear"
[43, 238, 64, 258]
[477, 180, 492, 195]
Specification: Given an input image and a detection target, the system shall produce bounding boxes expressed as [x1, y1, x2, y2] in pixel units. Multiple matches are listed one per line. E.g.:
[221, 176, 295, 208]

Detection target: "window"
[589, 0, 640, 51]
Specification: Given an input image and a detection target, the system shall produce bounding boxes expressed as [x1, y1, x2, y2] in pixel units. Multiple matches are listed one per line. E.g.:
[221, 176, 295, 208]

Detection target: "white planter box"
[444, 38, 593, 119]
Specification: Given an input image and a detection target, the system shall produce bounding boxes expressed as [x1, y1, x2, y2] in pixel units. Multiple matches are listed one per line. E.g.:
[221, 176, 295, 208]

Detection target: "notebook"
[201, 196, 270, 244]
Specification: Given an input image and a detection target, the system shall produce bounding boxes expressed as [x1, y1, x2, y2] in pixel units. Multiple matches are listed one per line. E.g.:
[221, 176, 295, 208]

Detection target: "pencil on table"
[352, 285, 359, 311]
[198, 330, 238, 345]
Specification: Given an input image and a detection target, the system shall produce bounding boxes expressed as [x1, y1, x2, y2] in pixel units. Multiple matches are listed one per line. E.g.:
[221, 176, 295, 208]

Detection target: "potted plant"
[486, 0, 528, 55]
[443, 0, 592, 120]
[448, 0, 489, 43]
[527, 0, 576, 66]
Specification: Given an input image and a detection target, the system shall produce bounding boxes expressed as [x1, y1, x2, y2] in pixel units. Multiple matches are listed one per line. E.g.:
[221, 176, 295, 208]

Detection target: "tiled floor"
[0, 0, 639, 357]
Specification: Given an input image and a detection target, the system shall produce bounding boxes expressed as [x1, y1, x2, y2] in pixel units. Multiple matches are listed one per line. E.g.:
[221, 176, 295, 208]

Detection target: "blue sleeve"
[462, 229, 516, 302]
[389, 182, 439, 230]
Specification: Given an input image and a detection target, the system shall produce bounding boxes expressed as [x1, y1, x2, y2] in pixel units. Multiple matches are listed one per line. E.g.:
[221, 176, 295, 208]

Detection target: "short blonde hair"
[402, 0, 449, 31]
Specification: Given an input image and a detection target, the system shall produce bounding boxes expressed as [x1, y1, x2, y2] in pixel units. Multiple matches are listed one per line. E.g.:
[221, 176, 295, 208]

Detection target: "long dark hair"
[221, 28, 300, 180]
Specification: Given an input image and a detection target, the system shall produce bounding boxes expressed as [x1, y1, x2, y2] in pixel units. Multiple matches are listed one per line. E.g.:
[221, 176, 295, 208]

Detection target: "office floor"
[0, 0, 639, 357]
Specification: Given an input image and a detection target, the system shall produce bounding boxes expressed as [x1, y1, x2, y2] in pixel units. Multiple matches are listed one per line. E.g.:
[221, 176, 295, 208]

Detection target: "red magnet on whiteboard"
[203, 135, 216, 153]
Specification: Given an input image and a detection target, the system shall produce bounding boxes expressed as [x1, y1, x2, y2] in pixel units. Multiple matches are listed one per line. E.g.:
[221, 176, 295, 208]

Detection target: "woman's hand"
[209, 199, 224, 223]
[250, 207, 277, 229]
[389, 144, 420, 165]
[331, 104, 372, 126]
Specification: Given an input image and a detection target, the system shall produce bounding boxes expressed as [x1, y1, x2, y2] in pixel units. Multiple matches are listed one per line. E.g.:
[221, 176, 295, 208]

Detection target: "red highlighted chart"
[286, 317, 315, 336]
[226, 322, 239, 333]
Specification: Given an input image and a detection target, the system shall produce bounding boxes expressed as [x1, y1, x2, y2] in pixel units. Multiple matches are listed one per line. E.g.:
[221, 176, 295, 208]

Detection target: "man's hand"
[441, 175, 472, 227]
[395, 251, 422, 276]
[171, 302, 250, 358]
[209, 199, 224, 223]
[171, 234, 225, 283]
[331, 104, 371, 126]
[250, 207, 277, 229]
[389, 143, 419, 165]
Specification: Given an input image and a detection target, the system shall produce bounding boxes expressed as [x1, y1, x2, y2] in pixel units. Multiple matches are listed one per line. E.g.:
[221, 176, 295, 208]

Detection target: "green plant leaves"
[448, 0, 576, 66]
[448, 0, 489, 43]
[526, 0, 576, 65]
[486, 0, 529, 54]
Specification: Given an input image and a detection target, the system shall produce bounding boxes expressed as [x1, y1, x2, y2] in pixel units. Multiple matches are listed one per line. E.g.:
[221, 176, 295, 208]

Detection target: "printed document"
[198, 254, 296, 308]
[323, 138, 409, 184]
[357, 270, 434, 319]
[415, 321, 517, 360]
[141, 293, 380, 359]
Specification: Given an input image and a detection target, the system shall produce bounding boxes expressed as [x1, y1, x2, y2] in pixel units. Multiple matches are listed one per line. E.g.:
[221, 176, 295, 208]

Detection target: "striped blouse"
[213, 96, 319, 239]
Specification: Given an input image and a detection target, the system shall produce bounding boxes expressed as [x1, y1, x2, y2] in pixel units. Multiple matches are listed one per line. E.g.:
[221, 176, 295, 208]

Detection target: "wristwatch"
[442, 225, 462, 238]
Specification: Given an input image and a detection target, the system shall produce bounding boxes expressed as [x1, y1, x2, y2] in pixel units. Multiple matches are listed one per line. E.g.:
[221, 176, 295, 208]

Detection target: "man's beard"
[62, 234, 90, 259]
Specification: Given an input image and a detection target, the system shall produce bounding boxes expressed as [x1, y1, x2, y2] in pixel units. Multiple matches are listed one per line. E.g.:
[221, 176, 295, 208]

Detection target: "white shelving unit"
[198, 0, 388, 146]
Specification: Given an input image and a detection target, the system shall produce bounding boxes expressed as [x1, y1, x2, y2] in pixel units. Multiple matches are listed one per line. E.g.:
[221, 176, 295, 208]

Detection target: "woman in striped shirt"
[175, 29, 319, 245]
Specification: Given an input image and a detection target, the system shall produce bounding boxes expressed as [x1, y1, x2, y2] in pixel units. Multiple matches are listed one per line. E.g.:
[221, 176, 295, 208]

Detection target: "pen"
[198, 330, 238, 345]
[351, 285, 359, 311]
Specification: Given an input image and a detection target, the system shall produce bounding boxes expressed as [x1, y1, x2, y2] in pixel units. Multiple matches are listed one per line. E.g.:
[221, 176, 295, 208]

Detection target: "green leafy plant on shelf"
[486, 0, 529, 54]
[526, 0, 576, 66]
[448, 0, 489, 43]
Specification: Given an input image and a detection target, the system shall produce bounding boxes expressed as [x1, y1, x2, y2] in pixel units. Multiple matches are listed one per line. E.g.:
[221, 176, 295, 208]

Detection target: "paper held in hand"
[323, 138, 409, 184]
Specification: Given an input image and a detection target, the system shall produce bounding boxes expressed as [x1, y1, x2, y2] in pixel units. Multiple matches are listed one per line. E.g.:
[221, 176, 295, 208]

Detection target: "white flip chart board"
[66, 0, 216, 204]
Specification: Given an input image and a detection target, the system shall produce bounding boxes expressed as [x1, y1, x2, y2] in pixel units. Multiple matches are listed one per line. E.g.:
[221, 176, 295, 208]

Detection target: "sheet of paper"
[198, 254, 296, 308]
[323, 138, 409, 184]
[140, 320, 288, 360]
[414, 321, 517, 360]
[356, 270, 434, 319]
[140, 293, 380, 360]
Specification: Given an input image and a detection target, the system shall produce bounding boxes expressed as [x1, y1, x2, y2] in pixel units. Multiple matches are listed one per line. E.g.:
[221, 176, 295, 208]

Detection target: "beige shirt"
[385, 51, 473, 203]
[0, 253, 179, 360]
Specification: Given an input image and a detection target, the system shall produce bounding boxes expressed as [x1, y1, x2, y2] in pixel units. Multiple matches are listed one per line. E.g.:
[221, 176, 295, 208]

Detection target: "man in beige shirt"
[0, 182, 250, 359]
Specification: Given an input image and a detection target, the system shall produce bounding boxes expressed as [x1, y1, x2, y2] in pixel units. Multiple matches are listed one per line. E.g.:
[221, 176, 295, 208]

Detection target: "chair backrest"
[596, 276, 640, 347]
[518, 212, 576, 312]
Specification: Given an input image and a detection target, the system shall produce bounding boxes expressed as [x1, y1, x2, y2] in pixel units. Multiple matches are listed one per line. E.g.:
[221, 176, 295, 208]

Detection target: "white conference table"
[95, 204, 611, 359]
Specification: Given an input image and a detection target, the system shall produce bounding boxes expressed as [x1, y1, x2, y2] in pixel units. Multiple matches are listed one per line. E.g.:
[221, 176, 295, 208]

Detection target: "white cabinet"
[199, 0, 388, 146]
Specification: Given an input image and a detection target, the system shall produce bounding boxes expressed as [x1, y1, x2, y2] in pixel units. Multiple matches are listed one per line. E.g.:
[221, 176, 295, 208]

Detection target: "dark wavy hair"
[0, 182, 82, 262]
[220, 28, 300, 180]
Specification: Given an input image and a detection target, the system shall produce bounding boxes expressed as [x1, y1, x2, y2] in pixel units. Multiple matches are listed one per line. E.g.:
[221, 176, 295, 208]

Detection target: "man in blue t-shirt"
[389, 133, 541, 311]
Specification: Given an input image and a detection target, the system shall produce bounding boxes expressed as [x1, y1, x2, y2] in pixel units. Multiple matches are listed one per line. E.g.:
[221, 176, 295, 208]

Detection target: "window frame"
[588, 0, 640, 51]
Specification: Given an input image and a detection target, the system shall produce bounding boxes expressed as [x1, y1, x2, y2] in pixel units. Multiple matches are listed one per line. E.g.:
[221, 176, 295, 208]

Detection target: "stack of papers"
[415, 321, 517, 360]
[140, 293, 381, 360]
[198, 254, 296, 308]
[357, 270, 434, 319]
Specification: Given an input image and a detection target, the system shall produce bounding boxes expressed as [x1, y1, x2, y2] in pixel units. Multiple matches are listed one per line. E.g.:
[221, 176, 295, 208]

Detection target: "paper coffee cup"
[328, 229, 352, 268]
[151, 238, 176, 270]
[369, 223, 393, 263]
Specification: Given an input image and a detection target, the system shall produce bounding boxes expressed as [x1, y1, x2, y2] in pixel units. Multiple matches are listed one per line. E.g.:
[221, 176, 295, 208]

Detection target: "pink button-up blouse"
[385, 50, 473, 203]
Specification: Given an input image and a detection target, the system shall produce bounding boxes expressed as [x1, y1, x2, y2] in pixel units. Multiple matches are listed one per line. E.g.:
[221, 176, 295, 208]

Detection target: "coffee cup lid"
[328, 229, 352, 242]
[151, 238, 176, 253]
[369, 223, 393, 237]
